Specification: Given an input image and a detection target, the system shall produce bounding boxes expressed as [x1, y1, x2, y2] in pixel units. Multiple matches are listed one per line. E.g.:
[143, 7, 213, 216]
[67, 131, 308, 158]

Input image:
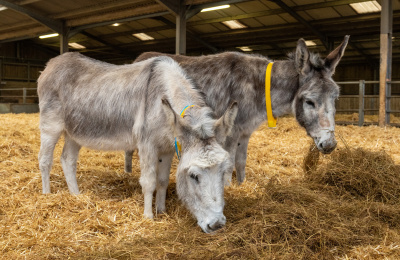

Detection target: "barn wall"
[334, 62, 400, 115]
[1, 42, 400, 117]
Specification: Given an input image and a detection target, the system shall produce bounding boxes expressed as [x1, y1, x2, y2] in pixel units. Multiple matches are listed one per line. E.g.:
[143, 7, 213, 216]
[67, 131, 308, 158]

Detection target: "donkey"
[130, 36, 350, 184]
[37, 52, 238, 233]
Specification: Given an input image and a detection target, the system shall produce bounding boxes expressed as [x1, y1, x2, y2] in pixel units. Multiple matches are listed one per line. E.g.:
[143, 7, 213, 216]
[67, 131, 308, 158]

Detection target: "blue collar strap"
[174, 105, 195, 159]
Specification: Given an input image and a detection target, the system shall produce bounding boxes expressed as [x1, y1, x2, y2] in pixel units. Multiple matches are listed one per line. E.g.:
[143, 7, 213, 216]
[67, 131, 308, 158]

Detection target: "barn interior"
[1, 1, 400, 259]
[0, 0, 399, 119]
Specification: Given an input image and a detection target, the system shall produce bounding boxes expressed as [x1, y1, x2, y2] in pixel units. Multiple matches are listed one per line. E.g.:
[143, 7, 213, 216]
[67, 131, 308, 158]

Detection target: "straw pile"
[1, 113, 400, 259]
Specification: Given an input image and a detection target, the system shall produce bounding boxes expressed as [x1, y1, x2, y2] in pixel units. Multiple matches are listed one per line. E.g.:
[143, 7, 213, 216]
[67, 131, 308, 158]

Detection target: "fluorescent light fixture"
[111, 23, 121, 26]
[222, 20, 247, 29]
[305, 40, 317, 46]
[0, 5, 7, 11]
[237, 46, 253, 52]
[39, 33, 59, 39]
[68, 42, 86, 49]
[133, 33, 154, 41]
[201, 4, 230, 12]
[350, 1, 381, 14]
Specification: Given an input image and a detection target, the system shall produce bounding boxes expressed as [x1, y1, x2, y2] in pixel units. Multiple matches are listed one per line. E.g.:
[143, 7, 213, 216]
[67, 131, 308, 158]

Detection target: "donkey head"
[162, 100, 238, 233]
[293, 35, 349, 154]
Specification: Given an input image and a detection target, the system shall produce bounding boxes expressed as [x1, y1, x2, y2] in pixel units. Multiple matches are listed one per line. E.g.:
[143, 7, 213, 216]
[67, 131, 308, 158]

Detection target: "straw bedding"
[1, 113, 400, 259]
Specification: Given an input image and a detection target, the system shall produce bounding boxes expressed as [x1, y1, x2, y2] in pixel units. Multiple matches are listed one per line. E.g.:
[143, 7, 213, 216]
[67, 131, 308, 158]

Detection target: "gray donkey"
[131, 36, 350, 184]
[37, 53, 238, 233]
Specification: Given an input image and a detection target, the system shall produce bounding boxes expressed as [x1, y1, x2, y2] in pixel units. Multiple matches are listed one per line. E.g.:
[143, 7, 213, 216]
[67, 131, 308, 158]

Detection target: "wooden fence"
[336, 80, 400, 127]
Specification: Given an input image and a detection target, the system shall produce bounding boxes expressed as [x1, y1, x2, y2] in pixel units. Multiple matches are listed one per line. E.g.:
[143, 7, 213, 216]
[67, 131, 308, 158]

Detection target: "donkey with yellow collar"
[129, 36, 349, 185]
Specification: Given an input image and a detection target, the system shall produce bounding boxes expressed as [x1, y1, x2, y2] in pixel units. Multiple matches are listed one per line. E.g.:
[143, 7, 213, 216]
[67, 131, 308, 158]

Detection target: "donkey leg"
[235, 135, 250, 184]
[155, 153, 173, 214]
[39, 131, 62, 194]
[124, 150, 134, 173]
[138, 146, 158, 219]
[60, 135, 81, 194]
[223, 134, 240, 186]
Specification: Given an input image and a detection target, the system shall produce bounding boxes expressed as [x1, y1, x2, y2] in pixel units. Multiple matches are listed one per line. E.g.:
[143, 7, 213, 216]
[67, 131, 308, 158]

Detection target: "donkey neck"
[267, 59, 300, 118]
[164, 77, 205, 114]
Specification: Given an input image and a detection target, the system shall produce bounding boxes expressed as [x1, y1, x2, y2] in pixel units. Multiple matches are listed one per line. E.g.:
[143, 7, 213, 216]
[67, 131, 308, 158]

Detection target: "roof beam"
[188, 0, 374, 26]
[0, 0, 62, 33]
[68, 11, 170, 37]
[155, 0, 180, 15]
[271, 0, 329, 49]
[79, 31, 136, 58]
[155, 16, 218, 53]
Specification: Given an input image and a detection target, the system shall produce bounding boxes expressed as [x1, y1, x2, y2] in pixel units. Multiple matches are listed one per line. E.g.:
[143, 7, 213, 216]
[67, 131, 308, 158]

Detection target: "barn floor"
[1, 113, 400, 259]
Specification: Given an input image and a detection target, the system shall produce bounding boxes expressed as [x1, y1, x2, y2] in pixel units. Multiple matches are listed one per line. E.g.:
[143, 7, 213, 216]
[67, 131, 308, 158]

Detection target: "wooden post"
[358, 80, 365, 127]
[379, 0, 392, 127]
[176, 0, 186, 55]
[0, 58, 2, 82]
[22, 88, 27, 104]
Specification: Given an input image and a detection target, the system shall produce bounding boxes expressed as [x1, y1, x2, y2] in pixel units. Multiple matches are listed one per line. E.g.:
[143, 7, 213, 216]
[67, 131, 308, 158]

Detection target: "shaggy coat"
[133, 36, 350, 183]
[37, 53, 237, 233]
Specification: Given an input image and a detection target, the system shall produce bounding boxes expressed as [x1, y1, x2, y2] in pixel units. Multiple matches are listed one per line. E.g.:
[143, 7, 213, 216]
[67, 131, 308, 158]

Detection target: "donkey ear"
[215, 101, 238, 143]
[161, 98, 184, 135]
[324, 35, 350, 74]
[295, 38, 311, 75]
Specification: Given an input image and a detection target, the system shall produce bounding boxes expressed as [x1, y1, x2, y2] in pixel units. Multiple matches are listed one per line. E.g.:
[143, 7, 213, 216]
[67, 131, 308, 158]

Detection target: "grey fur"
[37, 52, 238, 233]
[132, 35, 350, 184]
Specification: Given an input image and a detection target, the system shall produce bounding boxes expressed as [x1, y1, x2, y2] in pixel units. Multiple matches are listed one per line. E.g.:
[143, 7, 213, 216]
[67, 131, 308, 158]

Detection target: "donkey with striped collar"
[38, 53, 238, 233]
[130, 36, 349, 184]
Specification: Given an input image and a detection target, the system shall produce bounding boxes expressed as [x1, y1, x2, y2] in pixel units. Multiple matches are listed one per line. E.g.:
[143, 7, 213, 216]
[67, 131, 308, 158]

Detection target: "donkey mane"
[287, 51, 325, 69]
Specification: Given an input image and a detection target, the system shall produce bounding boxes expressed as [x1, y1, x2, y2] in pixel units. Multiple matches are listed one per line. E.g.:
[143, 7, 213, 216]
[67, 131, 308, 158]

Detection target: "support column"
[379, 0, 392, 126]
[60, 23, 69, 54]
[176, 0, 186, 55]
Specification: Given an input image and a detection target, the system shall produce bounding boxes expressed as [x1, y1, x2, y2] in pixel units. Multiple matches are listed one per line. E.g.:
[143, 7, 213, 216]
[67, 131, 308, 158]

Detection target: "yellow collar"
[265, 62, 277, 128]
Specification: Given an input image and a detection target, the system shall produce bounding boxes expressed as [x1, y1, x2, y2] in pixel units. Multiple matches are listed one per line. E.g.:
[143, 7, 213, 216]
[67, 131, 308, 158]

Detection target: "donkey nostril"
[207, 221, 225, 231]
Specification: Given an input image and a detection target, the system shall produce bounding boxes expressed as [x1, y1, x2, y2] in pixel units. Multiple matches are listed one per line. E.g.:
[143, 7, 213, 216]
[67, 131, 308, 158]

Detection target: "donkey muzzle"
[200, 214, 226, 233]
[315, 129, 337, 154]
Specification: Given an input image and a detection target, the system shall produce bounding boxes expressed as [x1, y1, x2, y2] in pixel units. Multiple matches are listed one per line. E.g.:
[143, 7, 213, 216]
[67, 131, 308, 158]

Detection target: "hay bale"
[306, 147, 400, 204]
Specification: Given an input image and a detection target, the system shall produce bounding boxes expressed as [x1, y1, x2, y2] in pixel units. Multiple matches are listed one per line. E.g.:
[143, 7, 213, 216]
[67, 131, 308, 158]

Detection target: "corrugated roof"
[0, 0, 398, 64]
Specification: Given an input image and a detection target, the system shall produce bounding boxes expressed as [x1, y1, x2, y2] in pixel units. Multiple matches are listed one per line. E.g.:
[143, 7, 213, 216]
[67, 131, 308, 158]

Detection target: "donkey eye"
[305, 100, 315, 108]
[190, 173, 199, 183]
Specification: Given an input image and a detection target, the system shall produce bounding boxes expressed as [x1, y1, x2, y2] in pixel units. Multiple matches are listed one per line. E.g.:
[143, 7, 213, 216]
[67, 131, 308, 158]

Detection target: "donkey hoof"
[143, 212, 154, 219]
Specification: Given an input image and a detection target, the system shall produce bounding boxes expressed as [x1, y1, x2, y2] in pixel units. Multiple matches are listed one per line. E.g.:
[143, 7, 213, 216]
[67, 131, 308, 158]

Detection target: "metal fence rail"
[336, 80, 400, 127]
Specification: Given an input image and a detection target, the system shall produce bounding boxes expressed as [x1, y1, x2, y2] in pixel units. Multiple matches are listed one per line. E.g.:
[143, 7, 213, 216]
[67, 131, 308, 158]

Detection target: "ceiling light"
[39, 33, 59, 39]
[237, 46, 253, 52]
[201, 4, 230, 12]
[0, 5, 7, 11]
[133, 33, 154, 41]
[222, 20, 247, 29]
[305, 40, 317, 46]
[111, 23, 121, 26]
[350, 1, 381, 14]
[68, 42, 86, 49]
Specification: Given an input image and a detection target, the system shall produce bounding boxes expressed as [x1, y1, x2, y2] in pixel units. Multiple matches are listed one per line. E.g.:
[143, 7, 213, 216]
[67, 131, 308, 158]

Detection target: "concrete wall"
[0, 103, 39, 114]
